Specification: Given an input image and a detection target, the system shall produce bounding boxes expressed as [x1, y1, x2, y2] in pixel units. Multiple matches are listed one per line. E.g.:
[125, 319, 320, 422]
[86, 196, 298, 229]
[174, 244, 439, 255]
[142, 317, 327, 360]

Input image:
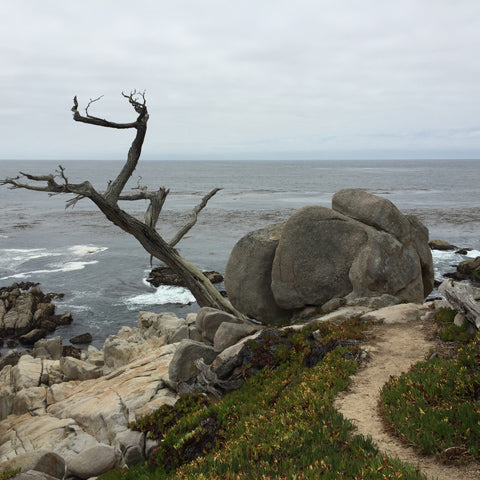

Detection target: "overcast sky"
[2, 1, 480, 161]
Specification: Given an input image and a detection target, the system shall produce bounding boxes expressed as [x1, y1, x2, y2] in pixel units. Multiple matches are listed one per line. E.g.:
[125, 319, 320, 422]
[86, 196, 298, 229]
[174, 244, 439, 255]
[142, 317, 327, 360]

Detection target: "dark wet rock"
[0, 349, 22, 370]
[39, 320, 57, 332]
[443, 256, 480, 282]
[62, 345, 82, 359]
[147, 266, 223, 288]
[7, 340, 19, 348]
[19, 329, 47, 345]
[429, 239, 456, 251]
[0, 283, 72, 341]
[53, 313, 73, 326]
[69, 333, 92, 344]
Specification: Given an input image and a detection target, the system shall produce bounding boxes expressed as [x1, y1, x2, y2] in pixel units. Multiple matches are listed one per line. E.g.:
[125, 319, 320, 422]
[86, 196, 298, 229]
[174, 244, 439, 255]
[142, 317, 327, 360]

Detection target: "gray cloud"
[1, 0, 480, 160]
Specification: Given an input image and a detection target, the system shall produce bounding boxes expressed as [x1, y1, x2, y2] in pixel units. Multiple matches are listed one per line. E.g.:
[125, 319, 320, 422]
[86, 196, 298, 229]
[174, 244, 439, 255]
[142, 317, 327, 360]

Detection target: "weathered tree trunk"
[1, 92, 246, 320]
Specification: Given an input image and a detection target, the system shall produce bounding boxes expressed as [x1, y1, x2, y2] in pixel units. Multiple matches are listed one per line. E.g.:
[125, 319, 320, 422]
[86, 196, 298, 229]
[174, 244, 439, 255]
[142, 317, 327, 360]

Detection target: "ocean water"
[0, 159, 479, 349]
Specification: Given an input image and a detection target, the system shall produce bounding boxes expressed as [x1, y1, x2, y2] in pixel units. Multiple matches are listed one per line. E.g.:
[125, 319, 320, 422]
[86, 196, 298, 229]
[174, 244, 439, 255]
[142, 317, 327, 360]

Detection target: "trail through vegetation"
[334, 319, 480, 480]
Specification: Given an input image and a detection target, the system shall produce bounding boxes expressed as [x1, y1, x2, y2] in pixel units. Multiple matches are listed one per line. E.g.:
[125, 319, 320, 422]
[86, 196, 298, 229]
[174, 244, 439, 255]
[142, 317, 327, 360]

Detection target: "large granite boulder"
[224, 223, 292, 323]
[225, 189, 434, 323]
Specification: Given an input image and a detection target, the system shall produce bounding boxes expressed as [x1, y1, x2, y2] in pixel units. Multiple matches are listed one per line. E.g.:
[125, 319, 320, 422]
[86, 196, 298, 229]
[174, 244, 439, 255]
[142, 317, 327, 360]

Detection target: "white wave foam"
[431, 250, 458, 261]
[69, 245, 108, 256]
[466, 249, 480, 258]
[0, 248, 63, 272]
[123, 286, 195, 309]
[0, 260, 98, 281]
[1, 248, 61, 262]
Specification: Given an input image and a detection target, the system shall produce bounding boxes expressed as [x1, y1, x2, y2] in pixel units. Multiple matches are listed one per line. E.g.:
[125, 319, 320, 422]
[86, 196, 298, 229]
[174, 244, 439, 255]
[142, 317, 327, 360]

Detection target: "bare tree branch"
[1, 171, 97, 202]
[85, 95, 104, 117]
[169, 188, 222, 247]
[72, 95, 139, 130]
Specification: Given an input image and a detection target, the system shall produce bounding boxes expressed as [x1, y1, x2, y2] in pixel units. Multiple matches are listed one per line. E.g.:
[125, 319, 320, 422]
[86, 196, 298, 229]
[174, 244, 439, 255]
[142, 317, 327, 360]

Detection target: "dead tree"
[1, 92, 245, 318]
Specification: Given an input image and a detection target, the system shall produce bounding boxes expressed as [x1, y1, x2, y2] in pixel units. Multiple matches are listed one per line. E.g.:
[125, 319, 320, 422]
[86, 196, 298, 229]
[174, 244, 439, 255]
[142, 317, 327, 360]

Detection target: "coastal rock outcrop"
[0, 283, 72, 344]
[0, 308, 258, 474]
[225, 189, 434, 323]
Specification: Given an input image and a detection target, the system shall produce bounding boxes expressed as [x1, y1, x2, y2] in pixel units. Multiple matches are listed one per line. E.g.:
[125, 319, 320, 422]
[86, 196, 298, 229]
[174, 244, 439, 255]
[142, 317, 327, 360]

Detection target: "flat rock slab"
[361, 303, 429, 324]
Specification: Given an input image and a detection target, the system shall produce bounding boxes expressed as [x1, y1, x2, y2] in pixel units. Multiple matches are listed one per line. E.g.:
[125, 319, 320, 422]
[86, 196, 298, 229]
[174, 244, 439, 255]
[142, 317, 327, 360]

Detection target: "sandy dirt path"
[334, 320, 480, 480]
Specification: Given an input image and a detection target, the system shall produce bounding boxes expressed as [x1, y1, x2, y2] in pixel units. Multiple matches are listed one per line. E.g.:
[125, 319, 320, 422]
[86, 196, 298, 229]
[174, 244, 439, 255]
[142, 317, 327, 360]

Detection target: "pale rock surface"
[0, 342, 177, 469]
[0, 450, 65, 479]
[115, 429, 145, 467]
[308, 306, 373, 325]
[103, 311, 186, 373]
[12, 387, 46, 415]
[59, 356, 102, 381]
[9, 471, 58, 480]
[12, 355, 42, 392]
[2, 293, 35, 333]
[360, 303, 429, 324]
[0, 365, 14, 420]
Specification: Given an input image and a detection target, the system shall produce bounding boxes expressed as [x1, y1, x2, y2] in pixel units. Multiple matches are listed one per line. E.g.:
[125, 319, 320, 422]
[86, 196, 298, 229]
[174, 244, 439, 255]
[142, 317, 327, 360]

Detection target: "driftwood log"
[439, 279, 480, 328]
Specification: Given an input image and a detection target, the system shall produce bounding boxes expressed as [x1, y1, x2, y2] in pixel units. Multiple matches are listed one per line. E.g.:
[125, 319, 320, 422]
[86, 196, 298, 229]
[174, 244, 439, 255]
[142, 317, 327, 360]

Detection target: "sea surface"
[0, 159, 479, 349]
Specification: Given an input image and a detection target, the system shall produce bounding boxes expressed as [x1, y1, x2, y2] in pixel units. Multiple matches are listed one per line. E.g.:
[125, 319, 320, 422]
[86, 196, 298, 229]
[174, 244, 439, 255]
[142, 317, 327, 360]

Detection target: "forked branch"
[169, 188, 222, 247]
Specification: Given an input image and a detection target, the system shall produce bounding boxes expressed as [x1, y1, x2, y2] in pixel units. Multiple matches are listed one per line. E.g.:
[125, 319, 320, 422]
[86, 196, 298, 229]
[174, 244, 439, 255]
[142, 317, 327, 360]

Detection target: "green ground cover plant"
[0, 470, 20, 480]
[380, 308, 480, 463]
[101, 319, 426, 479]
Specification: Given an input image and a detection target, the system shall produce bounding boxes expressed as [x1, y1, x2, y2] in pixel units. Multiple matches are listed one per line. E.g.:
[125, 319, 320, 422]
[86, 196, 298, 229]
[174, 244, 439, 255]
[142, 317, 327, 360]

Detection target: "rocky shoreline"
[0, 294, 459, 480]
